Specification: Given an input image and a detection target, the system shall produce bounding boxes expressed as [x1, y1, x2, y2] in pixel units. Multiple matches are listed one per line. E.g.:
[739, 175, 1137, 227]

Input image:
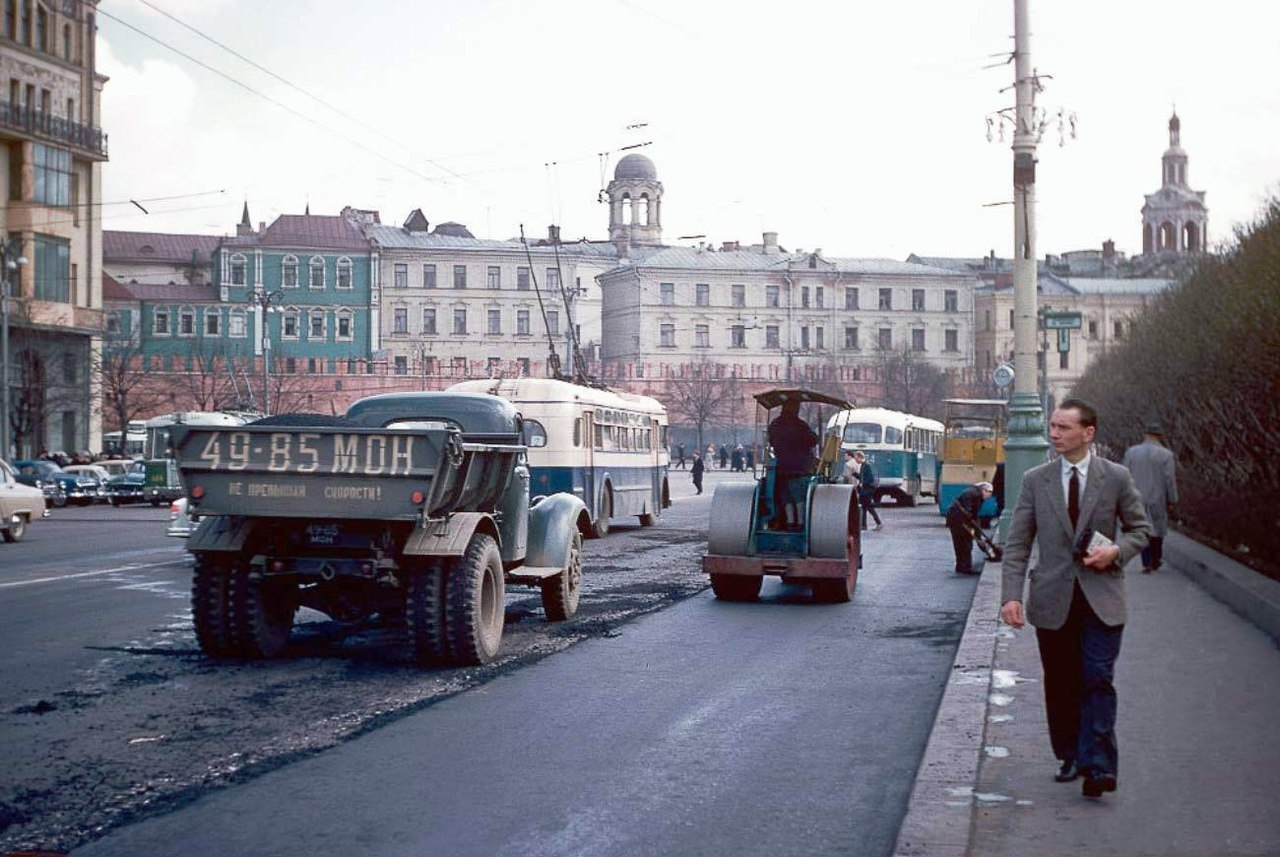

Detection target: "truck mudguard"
[526, 493, 589, 570]
[186, 515, 256, 553]
[403, 511, 495, 557]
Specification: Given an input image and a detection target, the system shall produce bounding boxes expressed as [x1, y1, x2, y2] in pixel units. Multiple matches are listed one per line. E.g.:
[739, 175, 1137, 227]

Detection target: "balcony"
[0, 100, 108, 159]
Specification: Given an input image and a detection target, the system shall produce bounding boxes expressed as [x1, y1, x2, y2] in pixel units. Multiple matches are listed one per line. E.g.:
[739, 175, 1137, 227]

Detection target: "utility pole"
[1, 236, 27, 461]
[1000, 0, 1051, 538]
[250, 289, 285, 415]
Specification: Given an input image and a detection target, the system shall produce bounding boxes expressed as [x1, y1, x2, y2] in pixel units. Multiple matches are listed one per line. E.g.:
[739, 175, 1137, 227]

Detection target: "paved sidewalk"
[896, 532, 1280, 856]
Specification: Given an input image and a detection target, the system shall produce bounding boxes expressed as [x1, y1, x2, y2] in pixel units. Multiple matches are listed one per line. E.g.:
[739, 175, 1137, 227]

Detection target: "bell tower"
[607, 154, 663, 253]
[1141, 111, 1208, 255]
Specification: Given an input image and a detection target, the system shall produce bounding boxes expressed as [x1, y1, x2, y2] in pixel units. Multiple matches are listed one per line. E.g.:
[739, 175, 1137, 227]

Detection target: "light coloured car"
[1, 458, 47, 543]
[166, 496, 200, 538]
[63, 464, 112, 503]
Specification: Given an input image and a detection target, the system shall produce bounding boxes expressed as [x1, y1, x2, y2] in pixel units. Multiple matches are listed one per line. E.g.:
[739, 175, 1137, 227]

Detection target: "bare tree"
[96, 338, 174, 441]
[663, 360, 745, 451]
[7, 330, 89, 457]
[875, 345, 953, 419]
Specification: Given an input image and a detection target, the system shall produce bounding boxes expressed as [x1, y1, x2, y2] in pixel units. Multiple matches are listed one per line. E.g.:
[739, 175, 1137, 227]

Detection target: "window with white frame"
[660, 283, 675, 305]
[800, 326, 810, 349]
[731, 325, 746, 348]
[488, 266, 501, 289]
[422, 307, 437, 334]
[801, 287, 810, 309]
[453, 265, 467, 289]
[309, 310, 325, 339]
[912, 289, 925, 312]
[106, 311, 121, 334]
[336, 257, 353, 289]
[845, 287, 859, 310]
[912, 328, 925, 351]
[695, 283, 710, 306]
[517, 309, 530, 335]
[878, 327, 893, 350]
[282, 255, 299, 288]
[283, 309, 300, 339]
[844, 326, 859, 349]
[815, 326, 824, 350]
[659, 324, 675, 347]
[453, 308, 467, 334]
[229, 308, 247, 338]
[393, 307, 408, 334]
[695, 324, 709, 347]
[731, 284, 745, 307]
[487, 309, 501, 335]
[230, 254, 247, 286]
[766, 284, 780, 308]
[517, 267, 530, 290]
[816, 287, 824, 309]
[944, 329, 959, 351]
[204, 309, 220, 336]
[944, 289, 958, 312]
[154, 307, 170, 335]
[879, 288, 893, 311]
[336, 311, 353, 340]
[766, 325, 779, 349]
[394, 355, 408, 376]
[547, 310, 559, 336]
[394, 263, 408, 288]
[424, 264, 437, 288]
[309, 256, 325, 289]
[546, 268, 560, 290]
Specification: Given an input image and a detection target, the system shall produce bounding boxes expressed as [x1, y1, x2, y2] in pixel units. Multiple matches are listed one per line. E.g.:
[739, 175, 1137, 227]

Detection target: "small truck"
[171, 391, 590, 666]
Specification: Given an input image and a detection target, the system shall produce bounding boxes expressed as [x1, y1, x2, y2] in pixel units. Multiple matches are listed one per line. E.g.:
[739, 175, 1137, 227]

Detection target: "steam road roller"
[702, 389, 862, 603]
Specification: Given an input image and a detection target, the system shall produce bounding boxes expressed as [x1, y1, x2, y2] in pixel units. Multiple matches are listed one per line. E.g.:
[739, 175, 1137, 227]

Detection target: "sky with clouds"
[96, 0, 1279, 260]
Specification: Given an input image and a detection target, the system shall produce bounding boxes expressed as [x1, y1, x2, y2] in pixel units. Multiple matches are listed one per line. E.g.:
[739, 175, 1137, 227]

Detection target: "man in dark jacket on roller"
[767, 399, 818, 527]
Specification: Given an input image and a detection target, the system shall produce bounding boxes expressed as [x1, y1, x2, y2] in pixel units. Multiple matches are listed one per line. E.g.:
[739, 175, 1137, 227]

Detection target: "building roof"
[1066, 277, 1175, 296]
[224, 214, 371, 252]
[607, 246, 966, 278]
[117, 282, 223, 303]
[101, 271, 133, 301]
[614, 153, 658, 181]
[367, 225, 527, 252]
[103, 230, 221, 264]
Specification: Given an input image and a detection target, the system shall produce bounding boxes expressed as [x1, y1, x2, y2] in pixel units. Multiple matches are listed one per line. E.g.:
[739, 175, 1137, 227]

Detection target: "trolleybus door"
[582, 409, 599, 517]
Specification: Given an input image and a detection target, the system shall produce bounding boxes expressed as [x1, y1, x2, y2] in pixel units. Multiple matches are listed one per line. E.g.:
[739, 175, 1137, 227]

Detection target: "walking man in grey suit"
[1001, 399, 1151, 799]
[1122, 421, 1179, 573]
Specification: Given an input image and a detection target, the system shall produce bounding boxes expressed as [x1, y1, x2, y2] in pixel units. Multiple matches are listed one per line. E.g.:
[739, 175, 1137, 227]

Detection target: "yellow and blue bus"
[827, 407, 944, 506]
[450, 378, 670, 537]
[936, 398, 1006, 520]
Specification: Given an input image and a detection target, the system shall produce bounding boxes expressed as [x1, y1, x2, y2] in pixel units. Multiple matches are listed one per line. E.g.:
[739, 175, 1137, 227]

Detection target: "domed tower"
[607, 153, 663, 251]
[1141, 111, 1208, 254]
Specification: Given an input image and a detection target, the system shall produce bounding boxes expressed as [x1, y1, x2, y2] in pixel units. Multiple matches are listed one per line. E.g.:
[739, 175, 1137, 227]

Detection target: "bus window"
[574, 417, 582, 447]
[886, 426, 902, 445]
[524, 420, 548, 448]
[842, 422, 882, 445]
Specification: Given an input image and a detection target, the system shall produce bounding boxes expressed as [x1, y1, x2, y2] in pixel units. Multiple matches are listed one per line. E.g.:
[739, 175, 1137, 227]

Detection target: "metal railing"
[0, 100, 108, 158]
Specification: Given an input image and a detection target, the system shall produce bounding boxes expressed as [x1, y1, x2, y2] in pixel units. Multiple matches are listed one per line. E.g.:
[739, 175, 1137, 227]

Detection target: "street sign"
[1041, 311, 1082, 330]
[1057, 328, 1071, 352]
[992, 362, 1015, 388]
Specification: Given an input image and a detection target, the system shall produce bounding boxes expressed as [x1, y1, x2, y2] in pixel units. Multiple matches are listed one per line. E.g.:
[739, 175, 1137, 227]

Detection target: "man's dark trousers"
[947, 516, 975, 573]
[1035, 582, 1124, 779]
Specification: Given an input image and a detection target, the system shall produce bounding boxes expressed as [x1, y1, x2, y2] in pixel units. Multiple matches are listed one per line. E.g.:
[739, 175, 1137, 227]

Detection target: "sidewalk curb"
[1164, 531, 1280, 644]
[892, 563, 1000, 857]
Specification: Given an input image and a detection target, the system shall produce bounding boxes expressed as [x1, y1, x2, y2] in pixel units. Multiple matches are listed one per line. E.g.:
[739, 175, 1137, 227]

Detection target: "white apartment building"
[369, 213, 604, 383]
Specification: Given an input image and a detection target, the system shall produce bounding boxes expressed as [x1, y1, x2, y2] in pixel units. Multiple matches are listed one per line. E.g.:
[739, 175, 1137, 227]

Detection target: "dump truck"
[171, 392, 590, 666]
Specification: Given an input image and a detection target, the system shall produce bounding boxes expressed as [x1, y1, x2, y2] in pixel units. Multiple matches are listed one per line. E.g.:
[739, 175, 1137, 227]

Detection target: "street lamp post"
[249, 289, 285, 415]
[1, 236, 28, 461]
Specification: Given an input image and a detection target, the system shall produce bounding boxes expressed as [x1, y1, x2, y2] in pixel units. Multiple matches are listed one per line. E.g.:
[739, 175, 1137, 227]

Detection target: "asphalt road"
[2, 481, 979, 856]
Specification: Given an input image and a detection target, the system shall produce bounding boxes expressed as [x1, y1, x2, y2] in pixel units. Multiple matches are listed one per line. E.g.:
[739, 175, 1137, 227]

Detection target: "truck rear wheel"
[192, 553, 234, 657]
[445, 533, 505, 665]
[710, 574, 762, 602]
[405, 562, 449, 664]
[228, 560, 295, 659]
[540, 530, 582, 621]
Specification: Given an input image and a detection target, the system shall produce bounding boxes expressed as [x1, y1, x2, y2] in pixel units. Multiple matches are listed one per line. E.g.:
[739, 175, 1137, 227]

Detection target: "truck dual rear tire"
[445, 533, 505, 665]
[192, 553, 235, 657]
[405, 562, 449, 664]
[191, 552, 295, 659]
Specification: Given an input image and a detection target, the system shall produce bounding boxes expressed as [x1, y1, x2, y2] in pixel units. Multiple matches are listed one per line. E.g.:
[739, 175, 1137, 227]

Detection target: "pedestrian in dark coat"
[718, 444, 729, 470]
[1122, 422, 1178, 573]
[730, 444, 744, 472]
[946, 481, 993, 574]
[675, 442, 687, 469]
[691, 453, 704, 495]
[853, 451, 882, 530]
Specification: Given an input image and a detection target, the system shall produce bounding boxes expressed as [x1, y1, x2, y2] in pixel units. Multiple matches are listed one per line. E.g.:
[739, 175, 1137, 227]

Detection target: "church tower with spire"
[1141, 111, 1208, 255]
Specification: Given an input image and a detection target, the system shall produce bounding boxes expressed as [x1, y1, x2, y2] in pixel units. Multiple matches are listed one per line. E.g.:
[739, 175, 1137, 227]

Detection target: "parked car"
[12, 460, 69, 508]
[97, 459, 139, 477]
[166, 496, 199, 538]
[1, 458, 47, 543]
[63, 464, 111, 503]
[105, 461, 147, 506]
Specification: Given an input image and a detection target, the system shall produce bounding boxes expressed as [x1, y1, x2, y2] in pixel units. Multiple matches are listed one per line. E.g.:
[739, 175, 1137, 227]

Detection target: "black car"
[12, 460, 70, 508]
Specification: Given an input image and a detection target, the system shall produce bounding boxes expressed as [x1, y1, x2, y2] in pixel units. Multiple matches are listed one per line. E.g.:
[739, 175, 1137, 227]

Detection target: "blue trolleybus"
[827, 407, 944, 506]
[450, 378, 670, 537]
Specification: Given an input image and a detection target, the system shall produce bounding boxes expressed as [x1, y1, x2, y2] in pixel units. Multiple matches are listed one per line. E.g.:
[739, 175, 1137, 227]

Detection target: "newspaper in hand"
[1086, 529, 1115, 554]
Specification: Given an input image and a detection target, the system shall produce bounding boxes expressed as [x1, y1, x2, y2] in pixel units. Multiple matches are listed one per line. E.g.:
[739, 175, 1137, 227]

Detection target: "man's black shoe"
[1054, 760, 1079, 782]
[1082, 773, 1117, 797]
